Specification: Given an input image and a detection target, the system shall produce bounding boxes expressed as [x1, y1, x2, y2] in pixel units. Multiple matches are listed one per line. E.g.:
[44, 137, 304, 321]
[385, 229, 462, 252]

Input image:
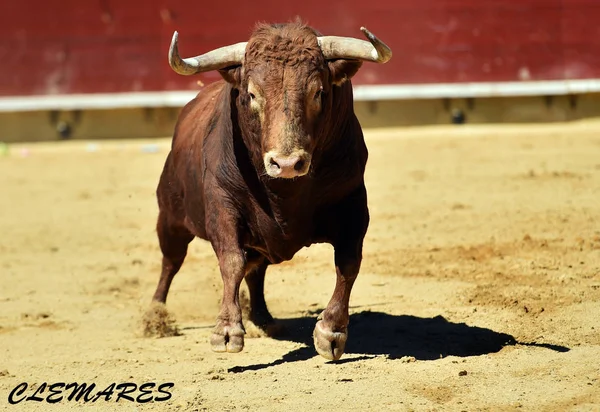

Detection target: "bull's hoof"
[313, 320, 348, 361]
[210, 322, 245, 353]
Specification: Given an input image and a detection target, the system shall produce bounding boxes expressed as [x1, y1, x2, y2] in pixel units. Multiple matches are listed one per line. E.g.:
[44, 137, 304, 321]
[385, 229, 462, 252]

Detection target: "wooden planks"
[0, 0, 598, 97]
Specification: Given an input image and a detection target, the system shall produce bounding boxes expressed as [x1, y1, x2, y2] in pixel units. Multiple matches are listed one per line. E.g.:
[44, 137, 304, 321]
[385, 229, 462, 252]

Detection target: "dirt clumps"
[142, 301, 180, 338]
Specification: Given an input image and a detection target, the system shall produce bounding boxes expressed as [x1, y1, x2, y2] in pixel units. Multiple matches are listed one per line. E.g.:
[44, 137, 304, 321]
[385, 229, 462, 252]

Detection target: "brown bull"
[150, 21, 391, 360]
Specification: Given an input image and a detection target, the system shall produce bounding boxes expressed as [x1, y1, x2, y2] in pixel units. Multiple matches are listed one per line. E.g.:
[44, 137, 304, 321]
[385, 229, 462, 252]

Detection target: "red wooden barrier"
[1, 0, 599, 97]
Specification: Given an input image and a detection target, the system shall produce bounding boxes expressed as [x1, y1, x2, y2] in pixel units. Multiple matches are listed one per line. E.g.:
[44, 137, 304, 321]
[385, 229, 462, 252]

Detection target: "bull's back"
[157, 81, 229, 239]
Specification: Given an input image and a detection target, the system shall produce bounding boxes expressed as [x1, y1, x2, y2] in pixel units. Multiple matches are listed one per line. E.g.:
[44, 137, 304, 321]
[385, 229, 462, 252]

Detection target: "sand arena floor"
[0, 122, 599, 411]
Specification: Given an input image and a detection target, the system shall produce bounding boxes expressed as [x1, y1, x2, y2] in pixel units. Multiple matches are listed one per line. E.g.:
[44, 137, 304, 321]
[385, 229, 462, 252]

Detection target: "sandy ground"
[0, 121, 599, 411]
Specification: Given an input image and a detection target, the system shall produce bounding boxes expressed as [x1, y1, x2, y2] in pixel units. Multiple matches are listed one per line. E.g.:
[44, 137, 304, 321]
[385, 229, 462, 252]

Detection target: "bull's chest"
[244, 213, 315, 264]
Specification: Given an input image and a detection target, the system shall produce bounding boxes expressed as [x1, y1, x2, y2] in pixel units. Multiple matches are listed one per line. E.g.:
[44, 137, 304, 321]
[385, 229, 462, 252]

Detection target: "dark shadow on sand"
[228, 310, 570, 373]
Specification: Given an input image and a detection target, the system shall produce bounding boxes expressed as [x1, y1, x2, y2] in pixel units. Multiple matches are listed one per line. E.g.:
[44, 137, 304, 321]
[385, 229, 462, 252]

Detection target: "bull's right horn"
[168, 31, 247, 75]
[317, 27, 392, 64]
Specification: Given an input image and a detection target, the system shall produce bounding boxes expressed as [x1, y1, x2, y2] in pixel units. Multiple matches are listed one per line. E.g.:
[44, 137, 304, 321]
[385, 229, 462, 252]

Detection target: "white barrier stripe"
[0, 91, 198, 112]
[353, 79, 600, 100]
[1, 79, 600, 112]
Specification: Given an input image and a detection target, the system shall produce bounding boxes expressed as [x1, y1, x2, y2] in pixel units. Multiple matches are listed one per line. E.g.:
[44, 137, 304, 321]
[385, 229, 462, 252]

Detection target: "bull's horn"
[317, 27, 392, 64]
[168, 31, 247, 75]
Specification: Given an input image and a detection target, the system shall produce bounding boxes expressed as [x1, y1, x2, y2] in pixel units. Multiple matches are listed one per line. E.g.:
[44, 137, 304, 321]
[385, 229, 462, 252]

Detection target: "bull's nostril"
[294, 159, 305, 171]
[269, 157, 280, 170]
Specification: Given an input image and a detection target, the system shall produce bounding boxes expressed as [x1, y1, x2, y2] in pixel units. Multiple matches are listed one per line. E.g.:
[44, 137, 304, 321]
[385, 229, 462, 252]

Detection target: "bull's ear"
[327, 59, 363, 86]
[218, 65, 243, 85]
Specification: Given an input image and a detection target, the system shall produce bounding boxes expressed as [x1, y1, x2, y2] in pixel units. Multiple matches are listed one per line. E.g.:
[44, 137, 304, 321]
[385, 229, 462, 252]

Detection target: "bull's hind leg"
[244, 258, 284, 337]
[143, 211, 194, 337]
[152, 211, 194, 303]
[244, 261, 273, 326]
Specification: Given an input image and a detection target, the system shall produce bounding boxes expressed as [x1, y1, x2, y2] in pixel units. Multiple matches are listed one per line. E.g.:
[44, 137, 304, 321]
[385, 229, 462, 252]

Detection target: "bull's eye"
[248, 92, 256, 100]
[314, 87, 324, 100]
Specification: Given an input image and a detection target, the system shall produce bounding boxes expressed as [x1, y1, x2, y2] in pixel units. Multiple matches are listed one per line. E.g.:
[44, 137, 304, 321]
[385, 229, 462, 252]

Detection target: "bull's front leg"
[207, 206, 247, 353]
[210, 249, 246, 353]
[313, 250, 361, 361]
[313, 188, 369, 361]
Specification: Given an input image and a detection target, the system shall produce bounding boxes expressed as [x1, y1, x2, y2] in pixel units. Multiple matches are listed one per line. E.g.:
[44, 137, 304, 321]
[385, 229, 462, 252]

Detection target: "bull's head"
[168, 23, 392, 179]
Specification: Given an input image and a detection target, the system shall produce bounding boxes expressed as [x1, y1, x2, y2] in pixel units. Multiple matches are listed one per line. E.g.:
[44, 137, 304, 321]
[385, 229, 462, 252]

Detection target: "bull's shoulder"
[167, 81, 233, 182]
[171, 81, 229, 150]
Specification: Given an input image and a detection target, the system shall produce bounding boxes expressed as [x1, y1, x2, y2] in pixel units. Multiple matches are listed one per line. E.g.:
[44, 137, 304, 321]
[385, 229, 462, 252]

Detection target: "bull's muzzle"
[264, 150, 311, 179]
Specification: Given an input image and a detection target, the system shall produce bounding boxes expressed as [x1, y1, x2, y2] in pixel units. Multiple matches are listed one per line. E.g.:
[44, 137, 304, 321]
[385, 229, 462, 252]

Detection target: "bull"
[149, 21, 391, 360]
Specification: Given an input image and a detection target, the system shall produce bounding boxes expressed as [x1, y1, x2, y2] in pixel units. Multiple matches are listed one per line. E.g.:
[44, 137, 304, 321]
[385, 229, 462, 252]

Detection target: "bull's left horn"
[317, 27, 392, 64]
[168, 31, 248, 75]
